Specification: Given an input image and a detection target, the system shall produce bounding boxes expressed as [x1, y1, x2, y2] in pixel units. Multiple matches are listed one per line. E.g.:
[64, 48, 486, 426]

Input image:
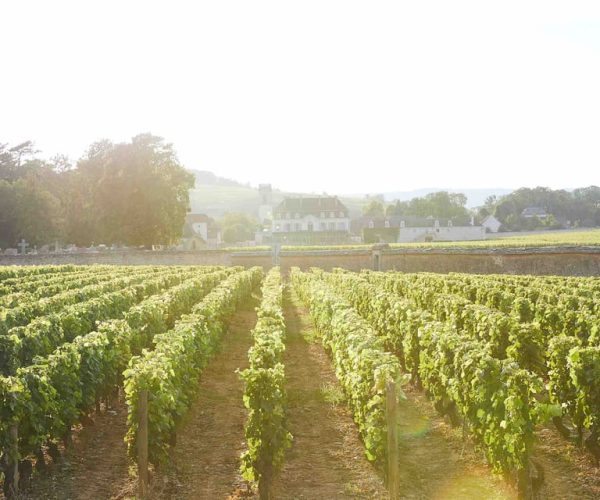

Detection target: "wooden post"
[386, 380, 399, 500]
[138, 390, 149, 499]
[8, 424, 19, 497]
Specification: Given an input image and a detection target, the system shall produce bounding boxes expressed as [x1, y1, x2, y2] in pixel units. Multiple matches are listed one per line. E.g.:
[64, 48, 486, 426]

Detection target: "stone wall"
[1, 247, 599, 276]
[0, 250, 232, 267]
[380, 248, 600, 276]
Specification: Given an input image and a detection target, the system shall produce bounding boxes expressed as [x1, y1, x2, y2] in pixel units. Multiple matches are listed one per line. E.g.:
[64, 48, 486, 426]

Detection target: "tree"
[221, 213, 259, 243]
[363, 200, 385, 217]
[71, 134, 194, 246]
[0, 141, 40, 181]
[0, 177, 62, 248]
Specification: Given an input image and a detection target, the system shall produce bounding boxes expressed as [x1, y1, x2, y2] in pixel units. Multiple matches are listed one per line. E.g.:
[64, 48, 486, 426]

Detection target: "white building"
[272, 196, 350, 234]
[397, 221, 485, 242]
[481, 215, 502, 233]
[353, 216, 486, 243]
[181, 213, 221, 249]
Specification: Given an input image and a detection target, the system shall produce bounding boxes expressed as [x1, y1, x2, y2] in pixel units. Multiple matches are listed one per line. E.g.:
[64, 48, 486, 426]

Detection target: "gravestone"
[4, 248, 18, 256]
[18, 239, 29, 255]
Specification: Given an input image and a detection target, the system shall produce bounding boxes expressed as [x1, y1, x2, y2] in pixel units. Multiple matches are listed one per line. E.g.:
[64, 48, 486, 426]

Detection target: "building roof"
[183, 213, 219, 240]
[352, 215, 459, 231]
[273, 196, 349, 216]
[482, 215, 500, 223]
[185, 213, 212, 224]
[521, 206, 548, 217]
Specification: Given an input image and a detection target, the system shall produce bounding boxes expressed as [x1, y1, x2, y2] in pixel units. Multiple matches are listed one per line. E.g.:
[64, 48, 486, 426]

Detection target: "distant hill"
[187, 170, 516, 218]
[188, 174, 367, 219]
[188, 169, 249, 188]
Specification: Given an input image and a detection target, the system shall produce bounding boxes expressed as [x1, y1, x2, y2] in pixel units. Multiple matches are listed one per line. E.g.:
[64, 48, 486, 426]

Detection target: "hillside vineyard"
[0, 265, 599, 498]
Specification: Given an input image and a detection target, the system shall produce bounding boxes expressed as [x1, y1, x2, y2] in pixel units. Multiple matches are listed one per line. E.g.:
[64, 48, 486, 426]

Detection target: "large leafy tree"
[362, 200, 385, 217]
[221, 212, 259, 243]
[386, 191, 470, 222]
[0, 176, 62, 248]
[71, 134, 194, 246]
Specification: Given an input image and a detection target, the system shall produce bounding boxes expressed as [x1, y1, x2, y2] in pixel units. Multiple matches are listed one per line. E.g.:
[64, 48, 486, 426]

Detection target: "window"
[307, 222, 314, 231]
[295, 223, 301, 231]
[320, 222, 327, 231]
[328, 222, 335, 230]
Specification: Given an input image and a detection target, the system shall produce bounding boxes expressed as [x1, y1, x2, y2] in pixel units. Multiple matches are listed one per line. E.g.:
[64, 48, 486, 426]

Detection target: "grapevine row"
[290, 268, 402, 465]
[0, 267, 234, 492]
[0, 267, 227, 374]
[240, 267, 292, 497]
[124, 267, 262, 465]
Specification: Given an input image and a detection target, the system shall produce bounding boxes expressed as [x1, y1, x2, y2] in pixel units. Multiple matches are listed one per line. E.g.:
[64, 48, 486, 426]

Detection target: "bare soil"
[270, 290, 388, 499]
[22, 399, 132, 500]
[533, 424, 600, 499]
[152, 298, 259, 499]
[397, 386, 515, 500]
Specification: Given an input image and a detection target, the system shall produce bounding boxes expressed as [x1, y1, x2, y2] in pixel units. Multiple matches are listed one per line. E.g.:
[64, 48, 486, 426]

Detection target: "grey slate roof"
[273, 197, 349, 217]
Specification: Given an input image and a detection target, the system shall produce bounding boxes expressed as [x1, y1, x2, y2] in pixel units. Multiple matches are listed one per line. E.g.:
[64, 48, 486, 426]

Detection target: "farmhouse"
[481, 214, 502, 233]
[271, 196, 351, 244]
[181, 213, 221, 249]
[352, 216, 486, 243]
[521, 206, 549, 219]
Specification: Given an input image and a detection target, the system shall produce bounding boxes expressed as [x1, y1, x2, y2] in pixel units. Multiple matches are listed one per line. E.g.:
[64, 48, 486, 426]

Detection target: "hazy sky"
[1, 1, 599, 194]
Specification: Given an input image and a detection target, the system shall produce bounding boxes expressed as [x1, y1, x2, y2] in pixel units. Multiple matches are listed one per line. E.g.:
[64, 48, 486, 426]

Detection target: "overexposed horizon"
[2, 1, 600, 193]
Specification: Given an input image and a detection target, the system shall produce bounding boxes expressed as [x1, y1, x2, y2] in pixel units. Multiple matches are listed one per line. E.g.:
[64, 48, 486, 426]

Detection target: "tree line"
[0, 135, 194, 250]
[362, 187, 600, 231]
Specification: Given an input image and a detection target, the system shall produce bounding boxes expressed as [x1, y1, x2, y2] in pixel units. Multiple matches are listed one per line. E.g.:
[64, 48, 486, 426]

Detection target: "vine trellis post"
[386, 379, 399, 500]
[138, 389, 149, 499]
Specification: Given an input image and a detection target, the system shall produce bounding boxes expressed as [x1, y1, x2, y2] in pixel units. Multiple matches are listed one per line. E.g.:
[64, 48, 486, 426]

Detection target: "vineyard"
[0, 265, 599, 499]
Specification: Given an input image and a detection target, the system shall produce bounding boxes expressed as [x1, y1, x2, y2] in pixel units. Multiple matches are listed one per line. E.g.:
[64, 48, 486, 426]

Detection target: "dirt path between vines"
[22, 399, 132, 500]
[273, 290, 517, 500]
[153, 298, 258, 499]
[396, 385, 515, 500]
[271, 290, 388, 499]
[19, 299, 258, 500]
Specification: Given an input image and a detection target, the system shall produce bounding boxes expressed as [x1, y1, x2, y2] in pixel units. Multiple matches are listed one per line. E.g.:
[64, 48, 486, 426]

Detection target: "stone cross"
[18, 239, 29, 255]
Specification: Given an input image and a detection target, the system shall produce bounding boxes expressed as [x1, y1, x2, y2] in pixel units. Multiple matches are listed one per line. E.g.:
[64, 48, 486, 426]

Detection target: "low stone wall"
[380, 248, 600, 276]
[1, 247, 599, 276]
[0, 250, 232, 267]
